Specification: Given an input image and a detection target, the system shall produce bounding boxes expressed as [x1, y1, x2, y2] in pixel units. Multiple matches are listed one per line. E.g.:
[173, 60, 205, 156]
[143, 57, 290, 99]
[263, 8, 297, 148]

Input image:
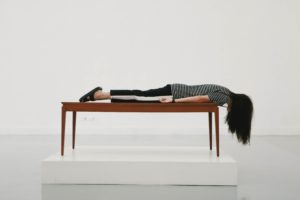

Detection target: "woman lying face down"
[79, 83, 253, 145]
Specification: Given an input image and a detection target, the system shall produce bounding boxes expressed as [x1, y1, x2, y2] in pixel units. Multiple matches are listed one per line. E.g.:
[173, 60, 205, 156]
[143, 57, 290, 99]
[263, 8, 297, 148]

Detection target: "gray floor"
[0, 134, 300, 200]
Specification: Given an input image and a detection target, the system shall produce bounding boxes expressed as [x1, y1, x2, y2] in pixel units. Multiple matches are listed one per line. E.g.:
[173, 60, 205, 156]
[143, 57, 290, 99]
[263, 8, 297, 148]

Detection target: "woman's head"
[226, 92, 253, 145]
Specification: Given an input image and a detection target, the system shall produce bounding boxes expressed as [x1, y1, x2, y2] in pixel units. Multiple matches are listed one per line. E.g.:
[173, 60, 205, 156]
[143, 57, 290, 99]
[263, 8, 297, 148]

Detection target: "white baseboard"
[0, 127, 220, 135]
[0, 127, 299, 135]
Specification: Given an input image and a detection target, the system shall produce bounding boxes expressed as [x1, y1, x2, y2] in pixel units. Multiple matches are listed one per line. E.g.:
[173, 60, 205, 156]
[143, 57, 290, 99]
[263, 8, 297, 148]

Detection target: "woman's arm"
[175, 95, 211, 103]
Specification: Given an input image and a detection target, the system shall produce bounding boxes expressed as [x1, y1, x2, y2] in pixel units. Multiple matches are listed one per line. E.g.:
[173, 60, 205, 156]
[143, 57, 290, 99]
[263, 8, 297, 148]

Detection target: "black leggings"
[110, 84, 172, 103]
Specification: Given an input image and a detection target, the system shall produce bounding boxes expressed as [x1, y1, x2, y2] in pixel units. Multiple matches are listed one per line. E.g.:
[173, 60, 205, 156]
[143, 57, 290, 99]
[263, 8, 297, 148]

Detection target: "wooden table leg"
[208, 112, 212, 150]
[61, 107, 66, 156]
[214, 108, 220, 157]
[72, 111, 76, 149]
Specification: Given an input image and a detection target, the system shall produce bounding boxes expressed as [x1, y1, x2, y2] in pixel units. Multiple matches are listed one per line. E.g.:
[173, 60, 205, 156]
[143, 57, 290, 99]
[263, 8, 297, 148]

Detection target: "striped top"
[170, 83, 231, 106]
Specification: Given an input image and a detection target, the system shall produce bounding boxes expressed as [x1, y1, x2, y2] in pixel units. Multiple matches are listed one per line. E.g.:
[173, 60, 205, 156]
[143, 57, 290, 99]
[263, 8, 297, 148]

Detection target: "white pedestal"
[41, 146, 237, 185]
[42, 185, 237, 200]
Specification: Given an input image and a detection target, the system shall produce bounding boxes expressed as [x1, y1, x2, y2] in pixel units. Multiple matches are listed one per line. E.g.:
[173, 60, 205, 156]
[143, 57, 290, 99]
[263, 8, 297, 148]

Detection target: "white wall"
[0, 0, 299, 135]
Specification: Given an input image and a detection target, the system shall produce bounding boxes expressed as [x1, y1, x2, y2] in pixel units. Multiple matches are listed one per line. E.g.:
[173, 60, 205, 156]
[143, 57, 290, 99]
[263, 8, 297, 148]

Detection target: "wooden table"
[61, 102, 220, 157]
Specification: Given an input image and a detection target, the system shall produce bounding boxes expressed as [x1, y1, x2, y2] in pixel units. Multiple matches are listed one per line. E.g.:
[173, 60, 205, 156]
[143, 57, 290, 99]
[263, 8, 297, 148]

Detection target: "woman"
[79, 83, 253, 145]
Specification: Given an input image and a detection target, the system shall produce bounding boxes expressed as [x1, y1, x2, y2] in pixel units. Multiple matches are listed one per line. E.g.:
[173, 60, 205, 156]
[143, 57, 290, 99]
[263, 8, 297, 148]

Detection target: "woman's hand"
[159, 96, 173, 103]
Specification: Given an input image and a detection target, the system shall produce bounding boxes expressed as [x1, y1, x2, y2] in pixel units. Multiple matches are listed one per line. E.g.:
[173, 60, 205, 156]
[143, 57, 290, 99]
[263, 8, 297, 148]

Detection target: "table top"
[61, 102, 218, 112]
[62, 102, 217, 105]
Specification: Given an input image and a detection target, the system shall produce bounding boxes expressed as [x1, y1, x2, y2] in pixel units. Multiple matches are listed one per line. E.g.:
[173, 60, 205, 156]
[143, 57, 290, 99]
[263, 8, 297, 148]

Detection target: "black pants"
[110, 84, 172, 103]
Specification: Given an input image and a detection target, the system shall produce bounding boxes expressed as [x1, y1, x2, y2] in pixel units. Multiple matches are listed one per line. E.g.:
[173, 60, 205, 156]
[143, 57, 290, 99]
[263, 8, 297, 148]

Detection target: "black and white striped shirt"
[170, 83, 231, 106]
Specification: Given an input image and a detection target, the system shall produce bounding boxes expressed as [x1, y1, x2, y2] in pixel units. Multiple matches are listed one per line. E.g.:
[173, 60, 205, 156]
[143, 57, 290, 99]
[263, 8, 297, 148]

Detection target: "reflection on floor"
[0, 134, 300, 200]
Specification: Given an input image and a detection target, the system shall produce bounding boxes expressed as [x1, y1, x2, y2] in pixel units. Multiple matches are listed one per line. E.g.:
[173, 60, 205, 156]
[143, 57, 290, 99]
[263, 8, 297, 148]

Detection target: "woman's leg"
[110, 84, 172, 102]
[94, 84, 172, 102]
[110, 84, 172, 96]
[94, 91, 111, 100]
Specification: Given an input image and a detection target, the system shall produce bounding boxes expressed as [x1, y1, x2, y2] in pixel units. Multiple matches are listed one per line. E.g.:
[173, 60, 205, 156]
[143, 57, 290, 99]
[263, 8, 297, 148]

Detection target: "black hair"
[225, 92, 253, 145]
